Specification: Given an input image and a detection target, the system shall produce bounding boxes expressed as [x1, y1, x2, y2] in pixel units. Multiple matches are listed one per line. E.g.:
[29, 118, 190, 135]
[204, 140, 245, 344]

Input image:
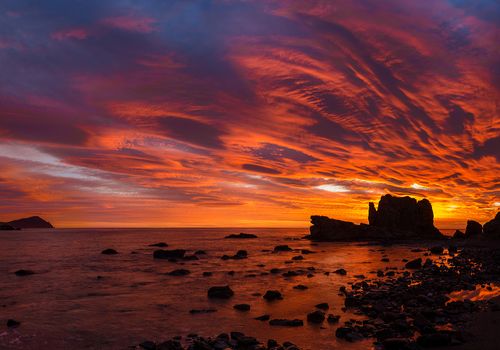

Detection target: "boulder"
[483, 212, 500, 238]
[207, 285, 234, 299]
[269, 319, 303, 327]
[15, 269, 35, 276]
[263, 290, 283, 301]
[101, 248, 118, 255]
[307, 310, 325, 323]
[465, 220, 482, 237]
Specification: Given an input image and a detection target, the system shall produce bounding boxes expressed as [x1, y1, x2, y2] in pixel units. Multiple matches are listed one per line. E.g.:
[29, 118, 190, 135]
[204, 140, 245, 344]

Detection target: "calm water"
[0, 228, 455, 349]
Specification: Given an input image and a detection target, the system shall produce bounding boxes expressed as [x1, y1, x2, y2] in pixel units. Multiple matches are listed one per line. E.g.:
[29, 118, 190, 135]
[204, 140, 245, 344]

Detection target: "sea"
[0, 228, 458, 349]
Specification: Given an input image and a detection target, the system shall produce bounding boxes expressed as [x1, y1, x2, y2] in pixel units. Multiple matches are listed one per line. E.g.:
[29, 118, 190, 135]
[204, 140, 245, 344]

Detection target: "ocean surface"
[0, 228, 456, 349]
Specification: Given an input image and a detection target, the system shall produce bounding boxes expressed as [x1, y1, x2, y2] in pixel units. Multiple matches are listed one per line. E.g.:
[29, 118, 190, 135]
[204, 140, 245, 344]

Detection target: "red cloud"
[101, 15, 156, 33]
[51, 28, 89, 41]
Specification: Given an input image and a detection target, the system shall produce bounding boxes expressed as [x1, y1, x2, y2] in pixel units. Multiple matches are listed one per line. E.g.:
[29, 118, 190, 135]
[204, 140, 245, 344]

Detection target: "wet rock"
[327, 314, 340, 323]
[101, 248, 118, 255]
[157, 340, 183, 350]
[14, 269, 35, 276]
[255, 314, 270, 321]
[334, 268, 347, 275]
[167, 269, 190, 276]
[225, 233, 258, 239]
[429, 246, 444, 255]
[202, 272, 212, 277]
[381, 258, 390, 262]
[273, 245, 293, 252]
[195, 250, 206, 255]
[405, 258, 422, 269]
[182, 255, 198, 261]
[335, 327, 363, 342]
[315, 303, 329, 310]
[221, 250, 247, 260]
[233, 303, 250, 311]
[293, 284, 308, 290]
[301, 249, 315, 254]
[292, 255, 304, 261]
[269, 319, 303, 327]
[149, 242, 168, 247]
[6, 319, 20, 328]
[153, 249, 186, 259]
[207, 285, 234, 299]
[139, 340, 156, 350]
[465, 220, 482, 237]
[307, 310, 325, 323]
[263, 290, 283, 301]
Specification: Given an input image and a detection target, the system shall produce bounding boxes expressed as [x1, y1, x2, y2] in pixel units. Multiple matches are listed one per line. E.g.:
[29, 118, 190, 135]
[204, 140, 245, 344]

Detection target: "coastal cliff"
[310, 194, 443, 241]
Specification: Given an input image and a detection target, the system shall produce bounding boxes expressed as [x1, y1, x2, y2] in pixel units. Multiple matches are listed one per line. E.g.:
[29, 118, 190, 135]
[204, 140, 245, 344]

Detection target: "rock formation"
[0, 223, 17, 230]
[310, 194, 443, 241]
[7, 216, 54, 229]
[483, 212, 500, 238]
[465, 220, 482, 237]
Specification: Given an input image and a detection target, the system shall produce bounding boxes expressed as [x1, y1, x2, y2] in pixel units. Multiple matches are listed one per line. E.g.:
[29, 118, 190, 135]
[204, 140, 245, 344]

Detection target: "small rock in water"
[405, 258, 422, 269]
[429, 246, 444, 255]
[195, 250, 206, 255]
[101, 248, 118, 255]
[153, 249, 186, 259]
[315, 302, 329, 310]
[14, 269, 35, 276]
[327, 314, 340, 323]
[334, 268, 347, 275]
[307, 310, 325, 323]
[292, 255, 304, 260]
[263, 290, 283, 301]
[189, 309, 216, 314]
[207, 285, 234, 299]
[149, 242, 168, 247]
[293, 284, 308, 290]
[233, 303, 250, 311]
[139, 340, 156, 350]
[202, 271, 212, 277]
[167, 269, 190, 276]
[7, 319, 20, 328]
[225, 233, 258, 239]
[255, 314, 270, 321]
[273, 245, 293, 252]
[269, 319, 303, 327]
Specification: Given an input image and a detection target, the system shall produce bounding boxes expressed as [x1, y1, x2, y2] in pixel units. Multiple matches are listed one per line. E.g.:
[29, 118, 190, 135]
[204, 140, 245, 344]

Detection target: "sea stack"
[310, 194, 442, 241]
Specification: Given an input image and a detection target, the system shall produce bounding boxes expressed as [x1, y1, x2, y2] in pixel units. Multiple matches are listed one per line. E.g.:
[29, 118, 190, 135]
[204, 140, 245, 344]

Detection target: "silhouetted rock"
[429, 246, 444, 254]
[263, 290, 282, 301]
[167, 269, 190, 276]
[483, 212, 500, 238]
[101, 248, 118, 255]
[153, 249, 186, 259]
[255, 314, 270, 321]
[7, 216, 53, 229]
[7, 319, 20, 328]
[207, 285, 234, 299]
[405, 258, 422, 269]
[334, 268, 347, 275]
[149, 242, 168, 247]
[453, 230, 465, 239]
[307, 310, 325, 323]
[233, 303, 250, 311]
[224, 233, 258, 239]
[273, 245, 293, 252]
[310, 194, 443, 241]
[15, 269, 35, 276]
[465, 220, 482, 237]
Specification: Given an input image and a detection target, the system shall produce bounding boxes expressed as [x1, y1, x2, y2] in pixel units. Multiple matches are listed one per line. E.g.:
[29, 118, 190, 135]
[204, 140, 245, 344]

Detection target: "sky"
[0, 0, 498, 228]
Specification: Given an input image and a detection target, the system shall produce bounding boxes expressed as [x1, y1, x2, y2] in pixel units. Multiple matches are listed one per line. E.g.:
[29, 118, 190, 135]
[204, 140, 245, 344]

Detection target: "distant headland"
[0, 216, 54, 230]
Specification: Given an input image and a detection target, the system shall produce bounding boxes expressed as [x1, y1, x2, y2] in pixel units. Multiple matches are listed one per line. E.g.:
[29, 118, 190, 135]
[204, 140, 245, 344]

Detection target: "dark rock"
[269, 319, 303, 327]
[483, 212, 500, 238]
[139, 341, 156, 350]
[429, 246, 444, 254]
[315, 303, 329, 310]
[335, 327, 362, 342]
[301, 249, 315, 254]
[405, 258, 422, 269]
[233, 303, 250, 311]
[195, 250, 206, 255]
[202, 272, 212, 277]
[101, 248, 118, 255]
[14, 269, 35, 276]
[255, 314, 270, 321]
[0, 223, 17, 230]
[207, 285, 234, 299]
[327, 314, 340, 323]
[273, 245, 293, 252]
[153, 249, 186, 259]
[225, 233, 258, 239]
[7, 216, 54, 229]
[157, 340, 183, 350]
[417, 332, 451, 347]
[382, 338, 413, 350]
[149, 242, 168, 247]
[292, 255, 304, 260]
[307, 310, 325, 323]
[167, 269, 190, 276]
[182, 254, 198, 261]
[293, 284, 308, 290]
[334, 268, 347, 275]
[7, 319, 20, 328]
[263, 290, 283, 301]
[453, 230, 465, 239]
[465, 220, 482, 237]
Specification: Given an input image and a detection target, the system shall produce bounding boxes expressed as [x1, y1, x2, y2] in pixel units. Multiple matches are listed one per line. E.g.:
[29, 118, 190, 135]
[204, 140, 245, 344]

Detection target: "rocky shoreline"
[131, 239, 500, 350]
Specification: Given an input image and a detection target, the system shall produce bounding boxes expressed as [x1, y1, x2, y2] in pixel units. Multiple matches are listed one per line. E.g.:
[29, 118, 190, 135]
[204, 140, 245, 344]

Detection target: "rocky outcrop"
[483, 212, 500, 238]
[310, 194, 443, 241]
[7, 216, 54, 229]
[0, 223, 17, 230]
[465, 220, 482, 237]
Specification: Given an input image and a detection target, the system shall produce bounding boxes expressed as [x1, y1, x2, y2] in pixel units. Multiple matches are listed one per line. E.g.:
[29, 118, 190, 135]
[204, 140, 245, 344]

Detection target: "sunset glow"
[0, 1, 498, 228]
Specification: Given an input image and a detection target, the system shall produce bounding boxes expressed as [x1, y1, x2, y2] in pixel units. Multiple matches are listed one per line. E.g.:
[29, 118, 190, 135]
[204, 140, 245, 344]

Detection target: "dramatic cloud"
[0, 0, 498, 228]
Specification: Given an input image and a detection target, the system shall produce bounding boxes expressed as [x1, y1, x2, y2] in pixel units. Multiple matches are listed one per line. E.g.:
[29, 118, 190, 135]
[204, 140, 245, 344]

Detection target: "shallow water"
[0, 228, 454, 349]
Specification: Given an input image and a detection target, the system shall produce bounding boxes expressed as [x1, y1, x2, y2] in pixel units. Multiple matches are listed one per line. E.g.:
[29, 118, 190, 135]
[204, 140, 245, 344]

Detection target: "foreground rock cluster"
[454, 212, 500, 239]
[310, 194, 443, 241]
